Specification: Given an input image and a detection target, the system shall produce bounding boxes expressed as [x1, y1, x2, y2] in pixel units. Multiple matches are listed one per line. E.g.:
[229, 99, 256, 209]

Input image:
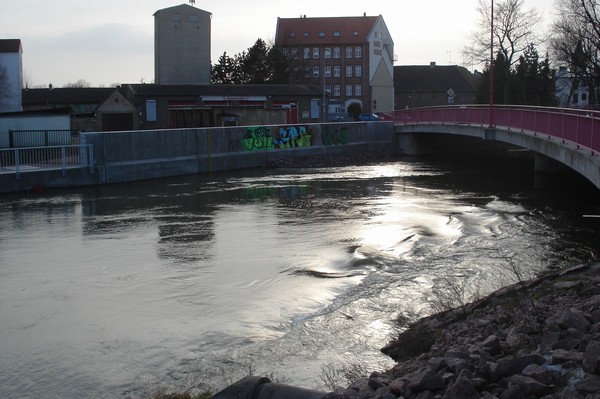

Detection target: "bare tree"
[464, 0, 545, 102]
[551, 0, 600, 104]
[63, 79, 91, 88]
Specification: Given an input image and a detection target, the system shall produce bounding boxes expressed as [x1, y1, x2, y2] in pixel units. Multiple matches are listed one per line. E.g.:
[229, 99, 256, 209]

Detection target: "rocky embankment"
[326, 262, 600, 399]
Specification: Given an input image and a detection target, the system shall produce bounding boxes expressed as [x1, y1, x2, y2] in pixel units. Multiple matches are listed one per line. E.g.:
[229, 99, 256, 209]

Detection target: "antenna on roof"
[189, 0, 195, 6]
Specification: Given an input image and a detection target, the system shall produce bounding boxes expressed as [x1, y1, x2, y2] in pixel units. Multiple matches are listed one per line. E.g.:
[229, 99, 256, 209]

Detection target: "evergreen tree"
[211, 39, 289, 84]
[240, 39, 270, 84]
[211, 52, 238, 84]
[476, 44, 555, 106]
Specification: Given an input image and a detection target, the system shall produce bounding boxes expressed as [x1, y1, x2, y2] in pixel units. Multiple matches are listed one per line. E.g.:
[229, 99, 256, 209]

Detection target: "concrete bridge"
[387, 105, 600, 189]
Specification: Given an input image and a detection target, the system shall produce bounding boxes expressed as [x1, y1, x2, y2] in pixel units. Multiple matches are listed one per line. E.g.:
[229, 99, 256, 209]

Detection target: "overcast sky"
[1, 0, 554, 88]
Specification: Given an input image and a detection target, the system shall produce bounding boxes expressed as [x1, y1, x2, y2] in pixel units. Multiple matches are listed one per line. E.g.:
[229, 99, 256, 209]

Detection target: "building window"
[333, 31, 341, 37]
[189, 15, 198, 22]
[303, 32, 309, 37]
[355, 65, 362, 77]
[355, 85, 362, 96]
[146, 100, 157, 122]
[313, 48, 320, 58]
[304, 67, 311, 78]
[313, 66, 320, 77]
[346, 85, 353, 96]
[324, 48, 331, 58]
[172, 13, 181, 21]
[582, 93, 588, 101]
[333, 65, 341, 77]
[290, 32, 296, 38]
[573, 93, 579, 103]
[303, 48, 310, 59]
[291, 48, 298, 59]
[319, 31, 326, 37]
[353, 31, 359, 36]
[333, 47, 341, 59]
[325, 84, 332, 94]
[346, 65, 353, 77]
[333, 85, 341, 96]
[325, 65, 331, 77]
[346, 47, 353, 58]
[355, 47, 362, 58]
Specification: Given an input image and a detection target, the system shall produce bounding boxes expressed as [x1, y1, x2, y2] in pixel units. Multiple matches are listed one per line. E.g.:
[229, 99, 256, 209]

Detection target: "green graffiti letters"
[242, 125, 312, 151]
[243, 127, 274, 151]
[322, 126, 349, 146]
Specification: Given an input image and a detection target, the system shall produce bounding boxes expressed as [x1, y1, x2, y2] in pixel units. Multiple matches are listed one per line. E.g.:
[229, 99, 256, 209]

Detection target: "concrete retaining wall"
[82, 121, 397, 184]
[0, 122, 396, 193]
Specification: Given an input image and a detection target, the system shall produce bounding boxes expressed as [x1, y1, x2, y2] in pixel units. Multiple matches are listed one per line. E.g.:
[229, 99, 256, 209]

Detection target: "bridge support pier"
[398, 133, 420, 155]
[534, 154, 570, 174]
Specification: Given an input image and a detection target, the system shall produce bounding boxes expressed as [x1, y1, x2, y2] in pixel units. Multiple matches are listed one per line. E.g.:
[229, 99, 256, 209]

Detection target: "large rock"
[443, 372, 480, 399]
[443, 349, 474, 374]
[481, 335, 502, 356]
[583, 340, 600, 375]
[555, 308, 591, 332]
[507, 374, 550, 396]
[406, 368, 446, 392]
[494, 354, 545, 380]
[521, 363, 553, 385]
[576, 374, 600, 395]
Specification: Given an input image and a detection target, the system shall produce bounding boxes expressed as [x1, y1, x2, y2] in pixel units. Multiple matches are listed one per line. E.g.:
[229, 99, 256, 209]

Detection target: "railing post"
[89, 145, 95, 175]
[576, 115, 580, 148]
[590, 116, 595, 155]
[61, 146, 67, 176]
[14, 148, 20, 180]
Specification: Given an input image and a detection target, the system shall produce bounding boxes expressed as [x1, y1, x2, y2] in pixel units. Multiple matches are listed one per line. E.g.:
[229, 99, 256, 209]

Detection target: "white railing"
[0, 144, 94, 180]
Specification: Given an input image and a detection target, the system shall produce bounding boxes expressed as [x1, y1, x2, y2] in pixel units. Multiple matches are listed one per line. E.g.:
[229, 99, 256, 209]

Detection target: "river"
[1, 151, 599, 398]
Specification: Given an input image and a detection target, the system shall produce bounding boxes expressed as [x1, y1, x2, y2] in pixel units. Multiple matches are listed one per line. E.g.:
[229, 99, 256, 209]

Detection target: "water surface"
[1, 152, 599, 398]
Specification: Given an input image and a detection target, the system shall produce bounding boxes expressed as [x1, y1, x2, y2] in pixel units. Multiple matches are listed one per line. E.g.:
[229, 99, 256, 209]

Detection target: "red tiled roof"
[275, 16, 379, 46]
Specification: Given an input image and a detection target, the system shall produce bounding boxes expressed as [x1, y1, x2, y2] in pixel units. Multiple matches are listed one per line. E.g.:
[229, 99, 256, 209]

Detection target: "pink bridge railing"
[382, 105, 600, 156]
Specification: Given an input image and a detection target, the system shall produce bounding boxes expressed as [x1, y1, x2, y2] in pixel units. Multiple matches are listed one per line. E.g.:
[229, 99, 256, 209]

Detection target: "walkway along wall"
[81, 121, 397, 184]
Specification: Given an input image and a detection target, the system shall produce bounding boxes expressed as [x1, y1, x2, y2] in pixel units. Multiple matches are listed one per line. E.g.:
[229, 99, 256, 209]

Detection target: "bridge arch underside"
[395, 124, 600, 189]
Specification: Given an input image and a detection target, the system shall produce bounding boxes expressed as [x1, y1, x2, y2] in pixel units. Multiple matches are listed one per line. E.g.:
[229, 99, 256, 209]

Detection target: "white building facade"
[0, 39, 23, 113]
[555, 66, 590, 108]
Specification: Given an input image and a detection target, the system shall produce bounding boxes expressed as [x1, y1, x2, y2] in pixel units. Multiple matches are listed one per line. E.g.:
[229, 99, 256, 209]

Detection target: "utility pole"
[489, 0, 495, 128]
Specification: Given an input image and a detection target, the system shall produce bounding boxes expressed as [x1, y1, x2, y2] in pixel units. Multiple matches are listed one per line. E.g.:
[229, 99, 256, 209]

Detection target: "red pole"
[489, 0, 495, 128]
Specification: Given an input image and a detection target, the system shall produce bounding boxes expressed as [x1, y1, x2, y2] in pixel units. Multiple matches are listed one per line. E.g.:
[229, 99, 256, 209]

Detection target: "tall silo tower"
[154, 4, 212, 85]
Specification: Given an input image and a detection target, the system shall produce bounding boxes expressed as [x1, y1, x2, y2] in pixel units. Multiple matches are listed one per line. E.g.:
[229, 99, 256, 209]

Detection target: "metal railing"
[0, 144, 94, 180]
[385, 105, 600, 155]
[8, 129, 80, 148]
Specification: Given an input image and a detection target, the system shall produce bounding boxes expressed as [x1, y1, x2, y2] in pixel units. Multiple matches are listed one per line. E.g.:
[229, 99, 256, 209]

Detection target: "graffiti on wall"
[242, 125, 312, 151]
[322, 126, 349, 146]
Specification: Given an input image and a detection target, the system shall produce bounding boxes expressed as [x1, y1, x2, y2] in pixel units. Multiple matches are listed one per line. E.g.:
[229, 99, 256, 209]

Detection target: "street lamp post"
[489, 0, 495, 128]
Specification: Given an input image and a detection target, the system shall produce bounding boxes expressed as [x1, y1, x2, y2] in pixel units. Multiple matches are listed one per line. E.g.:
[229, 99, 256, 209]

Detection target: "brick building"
[275, 14, 395, 117]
